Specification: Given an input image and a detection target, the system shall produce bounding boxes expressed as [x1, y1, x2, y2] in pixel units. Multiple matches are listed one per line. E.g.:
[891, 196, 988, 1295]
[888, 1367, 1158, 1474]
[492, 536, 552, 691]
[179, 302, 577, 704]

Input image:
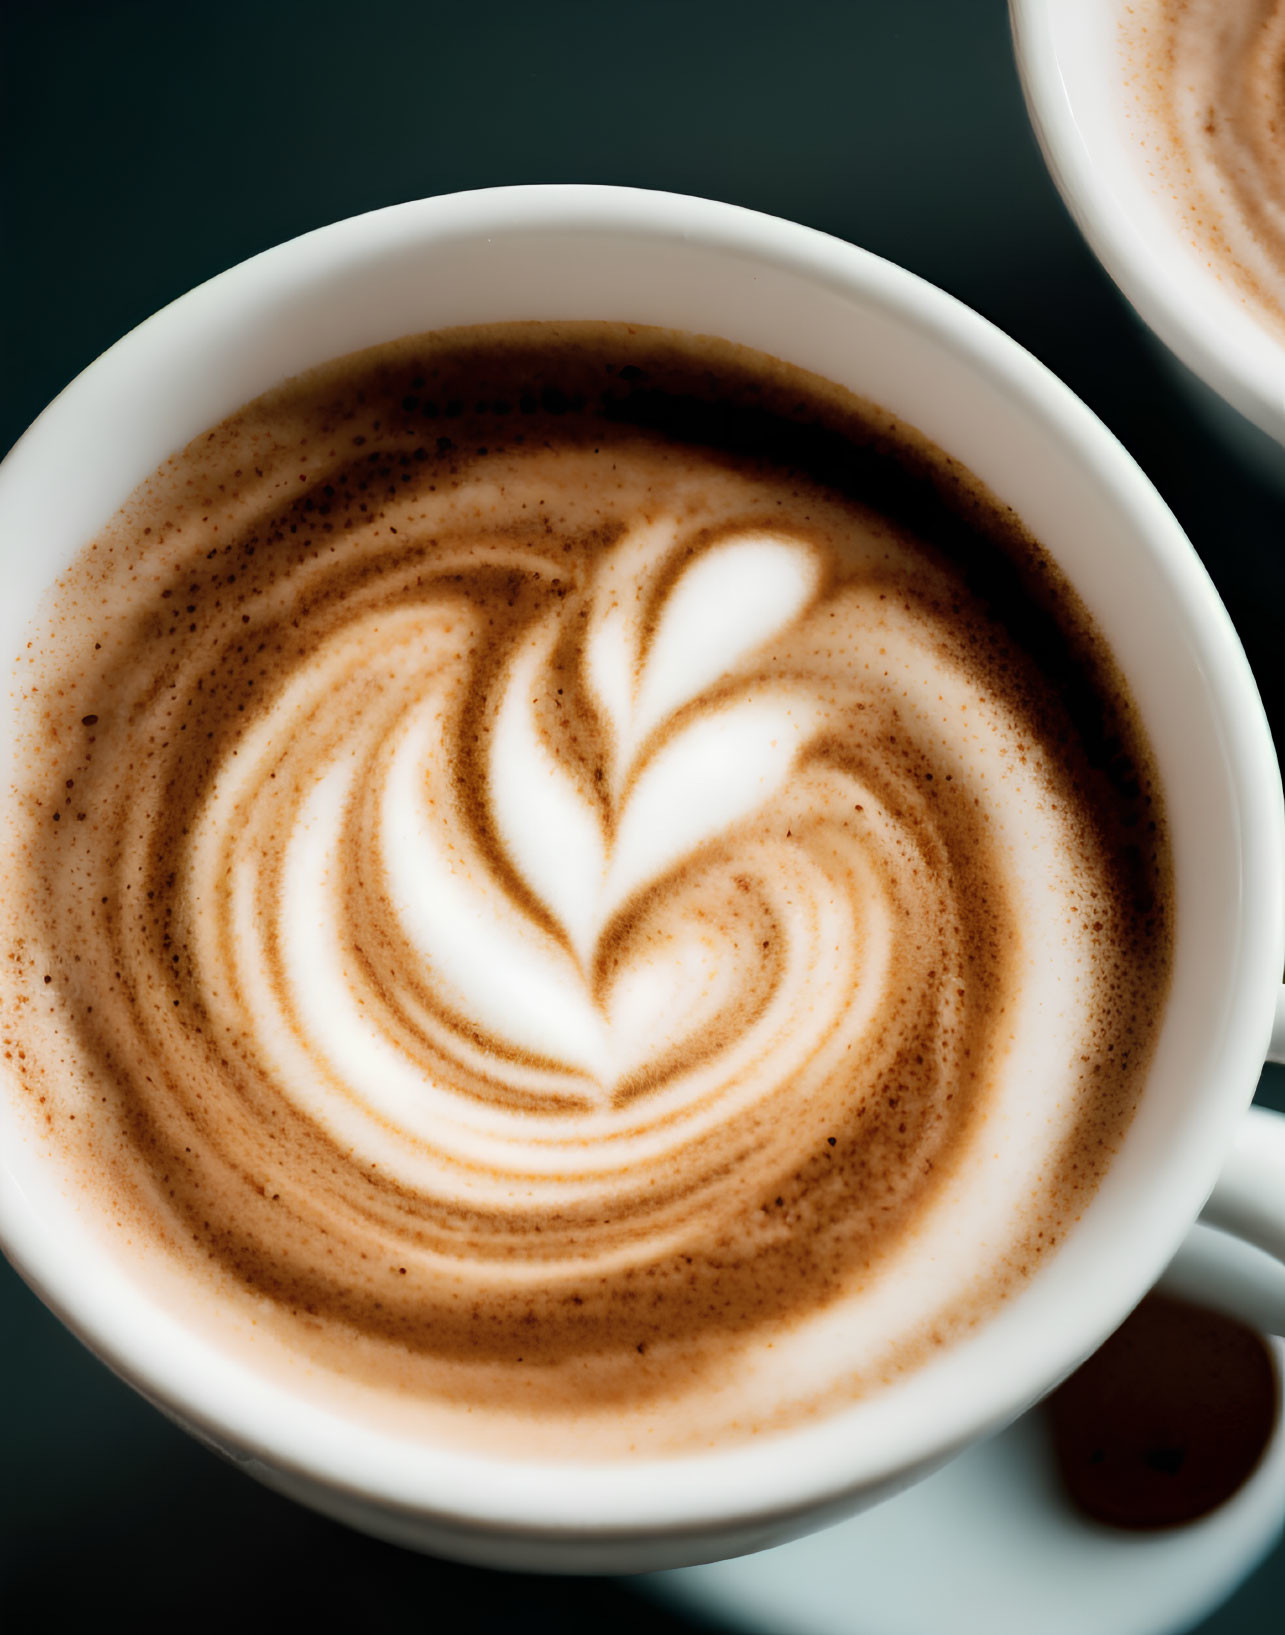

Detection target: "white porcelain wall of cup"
[1009, 0, 1285, 478]
[1, 185, 1284, 1573]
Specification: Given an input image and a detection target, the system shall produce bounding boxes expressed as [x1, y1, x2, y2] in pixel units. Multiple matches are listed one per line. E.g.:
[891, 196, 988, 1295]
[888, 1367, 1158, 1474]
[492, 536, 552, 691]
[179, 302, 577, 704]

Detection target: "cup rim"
[1, 182, 1281, 1549]
[1008, 0, 1285, 450]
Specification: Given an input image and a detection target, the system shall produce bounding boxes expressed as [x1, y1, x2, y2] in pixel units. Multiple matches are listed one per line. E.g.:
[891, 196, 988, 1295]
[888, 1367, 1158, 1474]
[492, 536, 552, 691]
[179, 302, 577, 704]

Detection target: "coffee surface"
[1124, 0, 1285, 335]
[0, 323, 1171, 1456]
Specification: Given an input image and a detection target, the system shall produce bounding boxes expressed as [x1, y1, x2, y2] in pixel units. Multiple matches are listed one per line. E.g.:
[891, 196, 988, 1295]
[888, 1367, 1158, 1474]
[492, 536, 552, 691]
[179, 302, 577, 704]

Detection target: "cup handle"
[1158, 986, 1285, 1335]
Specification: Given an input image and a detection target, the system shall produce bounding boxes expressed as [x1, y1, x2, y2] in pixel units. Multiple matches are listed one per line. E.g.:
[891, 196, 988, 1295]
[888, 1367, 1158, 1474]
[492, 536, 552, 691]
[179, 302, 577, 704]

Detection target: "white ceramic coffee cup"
[1, 185, 1283, 1574]
[1009, 0, 1285, 467]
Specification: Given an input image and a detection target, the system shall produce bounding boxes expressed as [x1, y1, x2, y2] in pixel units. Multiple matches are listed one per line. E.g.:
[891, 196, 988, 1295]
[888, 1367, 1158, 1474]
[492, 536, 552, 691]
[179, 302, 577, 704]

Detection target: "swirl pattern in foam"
[0, 324, 1171, 1456]
[1125, 0, 1285, 335]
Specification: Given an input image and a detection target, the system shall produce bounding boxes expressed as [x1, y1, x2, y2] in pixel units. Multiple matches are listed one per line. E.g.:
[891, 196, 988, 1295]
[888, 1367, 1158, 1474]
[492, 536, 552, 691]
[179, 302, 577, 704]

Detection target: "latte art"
[190, 490, 988, 1262]
[1, 326, 1171, 1456]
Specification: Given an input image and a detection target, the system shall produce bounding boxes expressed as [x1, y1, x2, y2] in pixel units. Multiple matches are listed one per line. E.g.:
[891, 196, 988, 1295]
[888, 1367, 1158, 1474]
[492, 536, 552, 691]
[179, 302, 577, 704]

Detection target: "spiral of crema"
[1128, 0, 1285, 332]
[2, 326, 1170, 1447]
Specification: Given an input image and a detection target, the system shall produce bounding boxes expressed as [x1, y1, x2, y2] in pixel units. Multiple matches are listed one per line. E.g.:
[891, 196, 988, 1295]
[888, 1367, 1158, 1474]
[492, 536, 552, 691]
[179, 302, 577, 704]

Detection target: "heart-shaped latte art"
[185, 491, 954, 1242]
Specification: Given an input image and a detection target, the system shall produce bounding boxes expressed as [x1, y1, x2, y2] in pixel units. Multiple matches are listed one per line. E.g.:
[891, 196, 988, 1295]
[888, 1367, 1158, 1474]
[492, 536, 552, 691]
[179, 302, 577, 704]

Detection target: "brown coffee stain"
[1048, 1295, 1279, 1529]
[0, 322, 1173, 1451]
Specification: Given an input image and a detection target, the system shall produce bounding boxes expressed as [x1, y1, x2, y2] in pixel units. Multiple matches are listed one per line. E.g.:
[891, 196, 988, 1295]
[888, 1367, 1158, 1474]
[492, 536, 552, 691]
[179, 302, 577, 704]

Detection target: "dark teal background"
[2, 2, 1283, 1629]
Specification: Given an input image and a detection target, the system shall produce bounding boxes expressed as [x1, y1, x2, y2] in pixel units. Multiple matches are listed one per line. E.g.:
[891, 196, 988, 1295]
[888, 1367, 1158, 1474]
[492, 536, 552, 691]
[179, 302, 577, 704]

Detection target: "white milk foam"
[0, 325, 1169, 1457]
[195, 508, 1078, 1197]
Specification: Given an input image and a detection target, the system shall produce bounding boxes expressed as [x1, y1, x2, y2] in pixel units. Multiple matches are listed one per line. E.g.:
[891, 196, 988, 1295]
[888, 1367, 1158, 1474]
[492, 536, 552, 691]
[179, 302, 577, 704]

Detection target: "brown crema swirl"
[1127, 0, 1285, 333]
[2, 325, 1171, 1453]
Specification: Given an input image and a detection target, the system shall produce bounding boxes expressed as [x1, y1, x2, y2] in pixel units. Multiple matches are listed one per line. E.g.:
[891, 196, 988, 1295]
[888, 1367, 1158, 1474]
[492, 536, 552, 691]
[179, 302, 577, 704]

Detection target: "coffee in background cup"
[1121, 1, 1285, 342]
[1011, 0, 1285, 463]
